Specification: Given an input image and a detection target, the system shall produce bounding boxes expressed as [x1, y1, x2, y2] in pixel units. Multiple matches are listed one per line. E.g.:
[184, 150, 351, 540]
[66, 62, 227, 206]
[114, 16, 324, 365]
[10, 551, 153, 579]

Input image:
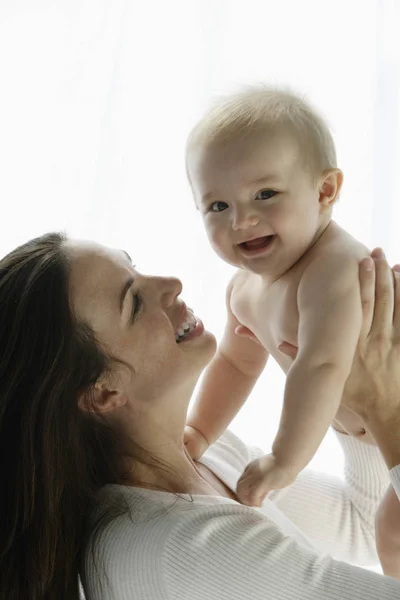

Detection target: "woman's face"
[65, 240, 216, 410]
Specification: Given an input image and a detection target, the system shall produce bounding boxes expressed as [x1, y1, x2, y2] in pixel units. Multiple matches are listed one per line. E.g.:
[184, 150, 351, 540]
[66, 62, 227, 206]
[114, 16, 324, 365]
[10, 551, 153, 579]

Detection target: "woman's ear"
[78, 379, 128, 413]
[318, 169, 343, 211]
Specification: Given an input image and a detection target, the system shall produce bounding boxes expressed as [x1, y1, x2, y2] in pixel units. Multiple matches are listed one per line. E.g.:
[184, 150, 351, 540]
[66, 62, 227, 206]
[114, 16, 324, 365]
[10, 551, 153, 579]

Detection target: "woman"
[0, 233, 399, 600]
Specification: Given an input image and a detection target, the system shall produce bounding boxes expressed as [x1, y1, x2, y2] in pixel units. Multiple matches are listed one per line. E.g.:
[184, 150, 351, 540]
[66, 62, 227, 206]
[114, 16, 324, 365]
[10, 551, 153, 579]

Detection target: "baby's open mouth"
[239, 235, 275, 251]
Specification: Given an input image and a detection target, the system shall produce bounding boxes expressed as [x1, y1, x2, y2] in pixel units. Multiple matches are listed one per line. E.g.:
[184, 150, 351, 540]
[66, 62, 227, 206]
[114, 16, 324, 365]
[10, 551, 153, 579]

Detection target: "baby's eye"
[255, 189, 277, 201]
[209, 201, 229, 213]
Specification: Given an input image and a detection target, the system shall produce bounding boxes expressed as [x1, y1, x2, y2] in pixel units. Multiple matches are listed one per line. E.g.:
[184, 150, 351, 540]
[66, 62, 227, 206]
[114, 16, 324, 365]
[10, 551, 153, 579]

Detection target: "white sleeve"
[163, 505, 400, 600]
[250, 432, 391, 565]
[391, 466, 400, 499]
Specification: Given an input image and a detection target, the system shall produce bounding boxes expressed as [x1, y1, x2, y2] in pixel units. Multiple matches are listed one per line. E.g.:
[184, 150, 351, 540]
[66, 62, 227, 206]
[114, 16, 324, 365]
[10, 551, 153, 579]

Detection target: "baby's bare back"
[230, 221, 369, 374]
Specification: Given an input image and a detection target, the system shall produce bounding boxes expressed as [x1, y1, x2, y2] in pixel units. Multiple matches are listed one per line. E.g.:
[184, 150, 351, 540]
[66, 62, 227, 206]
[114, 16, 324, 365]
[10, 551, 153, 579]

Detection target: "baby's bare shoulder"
[309, 223, 369, 270]
[226, 269, 248, 310]
[228, 269, 253, 294]
[301, 242, 366, 302]
[228, 270, 262, 319]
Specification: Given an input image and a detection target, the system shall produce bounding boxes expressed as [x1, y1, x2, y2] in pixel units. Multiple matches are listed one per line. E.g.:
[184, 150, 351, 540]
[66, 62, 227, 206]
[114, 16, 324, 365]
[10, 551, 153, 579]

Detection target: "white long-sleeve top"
[82, 430, 400, 599]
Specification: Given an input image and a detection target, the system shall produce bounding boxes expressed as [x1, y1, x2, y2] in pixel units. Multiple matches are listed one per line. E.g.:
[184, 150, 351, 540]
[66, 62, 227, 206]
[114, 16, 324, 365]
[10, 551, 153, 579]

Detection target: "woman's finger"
[370, 254, 394, 338]
[393, 268, 400, 342]
[358, 256, 375, 340]
[371, 247, 385, 259]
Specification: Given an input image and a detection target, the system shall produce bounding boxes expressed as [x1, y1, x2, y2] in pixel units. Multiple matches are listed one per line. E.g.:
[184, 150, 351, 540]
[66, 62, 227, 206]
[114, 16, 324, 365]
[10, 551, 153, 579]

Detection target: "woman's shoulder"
[82, 486, 197, 597]
[86, 430, 262, 555]
[83, 474, 259, 598]
[202, 429, 264, 470]
[82, 431, 265, 594]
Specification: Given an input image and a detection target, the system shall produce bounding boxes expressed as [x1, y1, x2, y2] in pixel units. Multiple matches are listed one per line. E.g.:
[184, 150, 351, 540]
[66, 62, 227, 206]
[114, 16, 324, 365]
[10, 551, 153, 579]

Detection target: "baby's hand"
[183, 425, 209, 460]
[236, 454, 297, 507]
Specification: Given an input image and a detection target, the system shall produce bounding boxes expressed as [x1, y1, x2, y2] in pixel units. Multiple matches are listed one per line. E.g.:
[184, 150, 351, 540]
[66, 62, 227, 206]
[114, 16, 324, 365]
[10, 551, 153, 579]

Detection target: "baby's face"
[188, 129, 327, 278]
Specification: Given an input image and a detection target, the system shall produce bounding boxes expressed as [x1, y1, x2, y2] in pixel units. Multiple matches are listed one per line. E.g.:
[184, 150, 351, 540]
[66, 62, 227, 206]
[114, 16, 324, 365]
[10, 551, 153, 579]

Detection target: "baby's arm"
[274, 256, 362, 467]
[376, 484, 400, 579]
[185, 275, 268, 458]
[237, 256, 362, 505]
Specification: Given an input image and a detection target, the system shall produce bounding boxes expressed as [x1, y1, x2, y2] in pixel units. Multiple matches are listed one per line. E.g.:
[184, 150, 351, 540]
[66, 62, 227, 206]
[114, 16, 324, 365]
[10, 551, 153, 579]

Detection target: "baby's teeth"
[181, 322, 190, 331]
[176, 327, 184, 337]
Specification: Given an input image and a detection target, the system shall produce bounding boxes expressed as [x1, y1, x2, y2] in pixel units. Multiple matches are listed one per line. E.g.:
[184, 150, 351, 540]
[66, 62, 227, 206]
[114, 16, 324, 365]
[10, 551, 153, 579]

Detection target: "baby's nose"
[232, 209, 259, 231]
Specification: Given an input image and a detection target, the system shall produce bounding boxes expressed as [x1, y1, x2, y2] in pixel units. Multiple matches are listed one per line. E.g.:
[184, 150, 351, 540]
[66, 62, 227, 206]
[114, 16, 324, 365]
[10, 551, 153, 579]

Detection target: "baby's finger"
[237, 480, 267, 507]
[234, 325, 263, 346]
[236, 480, 253, 506]
[370, 254, 394, 339]
[358, 257, 375, 339]
[246, 483, 270, 507]
[237, 471, 259, 504]
[278, 341, 298, 360]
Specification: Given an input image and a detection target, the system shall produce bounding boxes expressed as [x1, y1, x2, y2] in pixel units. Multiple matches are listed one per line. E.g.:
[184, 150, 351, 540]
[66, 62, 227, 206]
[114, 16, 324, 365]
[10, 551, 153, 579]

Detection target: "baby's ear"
[318, 169, 343, 210]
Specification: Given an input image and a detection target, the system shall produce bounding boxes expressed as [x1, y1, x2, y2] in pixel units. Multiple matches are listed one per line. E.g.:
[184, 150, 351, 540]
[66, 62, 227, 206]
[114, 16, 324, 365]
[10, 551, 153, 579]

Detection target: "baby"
[184, 86, 370, 507]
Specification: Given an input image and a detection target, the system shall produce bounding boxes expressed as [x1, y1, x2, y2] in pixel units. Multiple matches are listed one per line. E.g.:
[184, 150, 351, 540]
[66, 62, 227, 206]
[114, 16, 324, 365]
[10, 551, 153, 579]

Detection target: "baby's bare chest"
[231, 275, 299, 371]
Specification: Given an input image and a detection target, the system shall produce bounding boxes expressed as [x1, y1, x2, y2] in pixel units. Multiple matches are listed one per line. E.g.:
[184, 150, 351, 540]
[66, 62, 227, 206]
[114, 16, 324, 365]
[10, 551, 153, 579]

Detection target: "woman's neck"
[118, 439, 217, 495]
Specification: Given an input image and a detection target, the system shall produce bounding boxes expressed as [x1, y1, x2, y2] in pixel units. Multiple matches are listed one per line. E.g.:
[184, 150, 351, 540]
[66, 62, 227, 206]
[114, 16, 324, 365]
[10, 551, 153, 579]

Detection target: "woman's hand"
[339, 249, 400, 426]
[343, 249, 400, 577]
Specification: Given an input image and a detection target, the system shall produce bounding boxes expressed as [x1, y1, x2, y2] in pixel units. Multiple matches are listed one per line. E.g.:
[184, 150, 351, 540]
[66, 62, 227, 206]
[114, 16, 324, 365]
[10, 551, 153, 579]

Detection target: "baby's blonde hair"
[186, 85, 337, 181]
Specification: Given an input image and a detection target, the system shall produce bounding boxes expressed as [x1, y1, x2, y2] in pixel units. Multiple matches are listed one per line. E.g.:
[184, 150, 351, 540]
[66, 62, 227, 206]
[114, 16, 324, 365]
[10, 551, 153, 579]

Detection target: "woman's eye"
[255, 189, 276, 201]
[209, 201, 229, 213]
[130, 292, 142, 323]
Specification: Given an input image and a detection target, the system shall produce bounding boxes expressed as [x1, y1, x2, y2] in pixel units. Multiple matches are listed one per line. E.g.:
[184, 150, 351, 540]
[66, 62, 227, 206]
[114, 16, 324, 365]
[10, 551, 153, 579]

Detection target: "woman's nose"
[151, 276, 183, 307]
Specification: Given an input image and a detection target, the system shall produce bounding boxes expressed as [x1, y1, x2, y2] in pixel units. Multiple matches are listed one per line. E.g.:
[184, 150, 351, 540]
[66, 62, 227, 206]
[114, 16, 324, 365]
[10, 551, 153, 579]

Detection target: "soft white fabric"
[82, 430, 400, 599]
[391, 466, 400, 497]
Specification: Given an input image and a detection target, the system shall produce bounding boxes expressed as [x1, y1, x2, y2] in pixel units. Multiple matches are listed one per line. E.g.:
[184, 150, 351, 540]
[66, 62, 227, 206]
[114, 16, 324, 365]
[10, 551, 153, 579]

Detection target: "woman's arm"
[341, 251, 400, 576]
[164, 504, 400, 600]
[376, 483, 400, 579]
[336, 251, 400, 469]
[259, 430, 390, 565]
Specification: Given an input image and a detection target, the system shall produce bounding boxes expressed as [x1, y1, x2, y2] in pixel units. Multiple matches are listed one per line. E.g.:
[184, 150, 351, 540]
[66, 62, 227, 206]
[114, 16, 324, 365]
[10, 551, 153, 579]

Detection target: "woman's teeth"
[175, 311, 197, 343]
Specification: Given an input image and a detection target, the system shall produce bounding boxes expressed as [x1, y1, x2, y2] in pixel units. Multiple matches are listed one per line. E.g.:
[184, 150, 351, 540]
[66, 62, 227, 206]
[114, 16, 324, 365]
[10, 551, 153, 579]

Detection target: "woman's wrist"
[331, 420, 349, 435]
[332, 406, 377, 444]
[363, 407, 400, 470]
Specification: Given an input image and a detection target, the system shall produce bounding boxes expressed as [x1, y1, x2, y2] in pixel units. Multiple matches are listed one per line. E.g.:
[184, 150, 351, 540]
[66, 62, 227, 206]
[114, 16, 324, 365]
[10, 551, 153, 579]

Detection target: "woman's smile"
[174, 305, 204, 343]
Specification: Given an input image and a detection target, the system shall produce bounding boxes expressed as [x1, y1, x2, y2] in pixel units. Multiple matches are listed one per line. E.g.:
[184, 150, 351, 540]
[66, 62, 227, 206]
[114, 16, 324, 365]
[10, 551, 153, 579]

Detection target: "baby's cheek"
[264, 205, 288, 230]
[208, 226, 229, 253]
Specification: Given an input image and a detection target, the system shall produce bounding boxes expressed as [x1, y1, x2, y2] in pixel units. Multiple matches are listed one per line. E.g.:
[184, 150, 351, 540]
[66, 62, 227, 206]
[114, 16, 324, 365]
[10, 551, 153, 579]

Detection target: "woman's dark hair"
[0, 232, 129, 599]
